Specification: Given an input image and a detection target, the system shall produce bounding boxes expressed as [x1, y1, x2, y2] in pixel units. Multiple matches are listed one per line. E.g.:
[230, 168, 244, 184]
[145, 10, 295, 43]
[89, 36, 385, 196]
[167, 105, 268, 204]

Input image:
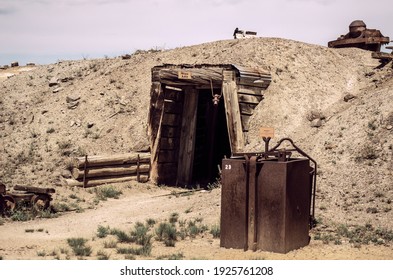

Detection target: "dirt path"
[0, 185, 391, 260]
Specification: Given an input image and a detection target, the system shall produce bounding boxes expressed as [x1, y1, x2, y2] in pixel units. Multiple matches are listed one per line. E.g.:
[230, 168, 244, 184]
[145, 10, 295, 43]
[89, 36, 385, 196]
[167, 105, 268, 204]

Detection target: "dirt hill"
[1, 37, 392, 259]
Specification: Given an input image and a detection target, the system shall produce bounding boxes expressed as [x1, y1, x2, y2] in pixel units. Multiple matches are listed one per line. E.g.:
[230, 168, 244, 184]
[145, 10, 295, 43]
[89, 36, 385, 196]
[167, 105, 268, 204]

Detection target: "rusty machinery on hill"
[328, 20, 390, 52]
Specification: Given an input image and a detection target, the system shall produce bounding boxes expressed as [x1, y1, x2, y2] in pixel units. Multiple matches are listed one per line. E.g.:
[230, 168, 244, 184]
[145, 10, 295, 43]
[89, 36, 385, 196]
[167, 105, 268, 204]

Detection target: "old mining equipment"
[220, 138, 317, 253]
[328, 20, 390, 52]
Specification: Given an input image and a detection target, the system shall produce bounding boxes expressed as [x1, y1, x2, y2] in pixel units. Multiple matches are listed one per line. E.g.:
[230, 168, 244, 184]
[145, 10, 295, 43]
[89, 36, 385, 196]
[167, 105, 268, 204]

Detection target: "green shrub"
[156, 222, 177, 247]
[97, 225, 110, 238]
[210, 224, 220, 238]
[95, 186, 122, 201]
[130, 222, 152, 246]
[67, 238, 92, 256]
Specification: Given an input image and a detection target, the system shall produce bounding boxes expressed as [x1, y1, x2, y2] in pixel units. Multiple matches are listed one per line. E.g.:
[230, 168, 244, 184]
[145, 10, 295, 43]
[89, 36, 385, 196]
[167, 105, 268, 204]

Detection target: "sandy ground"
[0, 183, 392, 260]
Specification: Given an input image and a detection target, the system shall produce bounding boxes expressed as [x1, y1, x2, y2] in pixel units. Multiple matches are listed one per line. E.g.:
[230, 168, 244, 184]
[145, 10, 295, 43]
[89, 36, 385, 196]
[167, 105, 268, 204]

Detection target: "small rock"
[52, 87, 63, 93]
[41, 110, 48, 114]
[121, 54, 131, 60]
[61, 169, 72, 179]
[344, 94, 356, 102]
[67, 101, 79, 109]
[66, 95, 81, 103]
[87, 122, 94, 128]
[307, 110, 325, 121]
[70, 121, 76, 127]
[49, 77, 59, 87]
[386, 125, 393, 130]
[26, 63, 35, 66]
[310, 119, 323, 128]
[10, 61, 19, 67]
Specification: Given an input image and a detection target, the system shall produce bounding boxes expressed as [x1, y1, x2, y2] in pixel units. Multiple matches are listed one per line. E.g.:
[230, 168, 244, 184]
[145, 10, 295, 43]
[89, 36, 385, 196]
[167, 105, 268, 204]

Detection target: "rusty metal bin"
[220, 138, 316, 253]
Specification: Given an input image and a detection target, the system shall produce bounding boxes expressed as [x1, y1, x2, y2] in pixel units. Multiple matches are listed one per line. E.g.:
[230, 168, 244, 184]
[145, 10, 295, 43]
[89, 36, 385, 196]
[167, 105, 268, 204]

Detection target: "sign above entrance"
[178, 71, 192, 79]
[259, 127, 274, 138]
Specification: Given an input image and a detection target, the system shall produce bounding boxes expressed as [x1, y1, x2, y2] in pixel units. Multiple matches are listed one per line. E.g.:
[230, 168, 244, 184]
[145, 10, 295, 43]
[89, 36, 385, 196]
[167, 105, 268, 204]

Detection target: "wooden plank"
[162, 113, 181, 126]
[157, 163, 178, 184]
[237, 85, 263, 96]
[158, 150, 178, 163]
[237, 94, 262, 105]
[239, 103, 256, 116]
[71, 164, 150, 180]
[14, 185, 55, 194]
[164, 100, 182, 114]
[237, 77, 270, 88]
[65, 175, 149, 187]
[241, 114, 251, 131]
[159, 68, 223, 87]
[161, 126, 180, 138]
[164, 90, 180, 101]
[148, 82, 165, 183]
[222, 71, 245, 153]
[177, 87, 198, 185]
[74, 153, 150, 168]
[160, 137, 179, 150]
[372, 52, 393, 60]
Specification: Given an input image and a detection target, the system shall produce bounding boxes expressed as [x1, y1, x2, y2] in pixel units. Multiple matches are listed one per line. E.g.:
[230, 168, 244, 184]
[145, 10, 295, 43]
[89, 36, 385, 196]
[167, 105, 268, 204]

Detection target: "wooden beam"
[222, 71, 245, 153]
[177, 87, 198, 186]
[159, 68, 223, 87]
[149, 82, 165, 183]
[74, 153, 150, 169]
[72, 164, 150, 180]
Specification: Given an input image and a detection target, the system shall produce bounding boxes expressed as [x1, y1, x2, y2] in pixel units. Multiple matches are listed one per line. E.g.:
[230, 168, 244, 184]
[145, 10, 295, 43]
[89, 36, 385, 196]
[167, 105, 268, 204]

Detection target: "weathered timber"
[65, 175, 149, 188]
[164, 100, 183, 114]
[222, 70, 245, 153]
[241, 115, 251, 131]
[177, 87, 198, 185]
[74, 153, 150, 169]
[14, 185, 56, 194]
[237, 86, 263, 96]
[71, 164, 150, 180]
[372, 51, 393, 60]
[239, 103, 256, 116]
[158, 150, 178, 163]
[159, 68, 223, 87]
[162, 113, 181, 126]
[160, 137, 179, 150]
[237, 94, 261, 105]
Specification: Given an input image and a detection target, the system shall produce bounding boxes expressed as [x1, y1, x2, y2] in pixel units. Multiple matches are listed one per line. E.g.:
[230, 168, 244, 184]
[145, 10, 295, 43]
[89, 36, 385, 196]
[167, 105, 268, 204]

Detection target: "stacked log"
[65, 153, 151, 187]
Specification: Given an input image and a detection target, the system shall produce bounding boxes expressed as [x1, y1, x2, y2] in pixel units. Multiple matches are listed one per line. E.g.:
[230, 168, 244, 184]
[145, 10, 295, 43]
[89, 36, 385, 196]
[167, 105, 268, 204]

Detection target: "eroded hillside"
[1, 38, 392, 229]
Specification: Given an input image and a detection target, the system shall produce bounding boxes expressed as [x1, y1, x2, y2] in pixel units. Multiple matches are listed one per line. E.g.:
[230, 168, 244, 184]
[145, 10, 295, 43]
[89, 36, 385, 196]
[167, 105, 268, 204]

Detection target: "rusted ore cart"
[0, 183, 55, 214]
[220, 138, 317, 253]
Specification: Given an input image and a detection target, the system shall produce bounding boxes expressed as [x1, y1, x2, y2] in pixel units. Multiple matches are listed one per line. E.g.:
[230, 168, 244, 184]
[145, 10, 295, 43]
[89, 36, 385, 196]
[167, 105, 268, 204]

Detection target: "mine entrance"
[149, 64, 271, 187]
[192, 88, 231, 185]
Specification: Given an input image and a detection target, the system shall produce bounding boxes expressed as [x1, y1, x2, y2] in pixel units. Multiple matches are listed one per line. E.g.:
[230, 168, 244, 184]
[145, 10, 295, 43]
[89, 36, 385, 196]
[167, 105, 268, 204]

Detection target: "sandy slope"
[1, 37, 392, 259]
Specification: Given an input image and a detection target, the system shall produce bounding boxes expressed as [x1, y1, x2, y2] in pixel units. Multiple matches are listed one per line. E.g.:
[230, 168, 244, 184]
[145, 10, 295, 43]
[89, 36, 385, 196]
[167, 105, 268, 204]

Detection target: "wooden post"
[83, 155, 88, 188]
[222, 70, 245, 154]
[137, 154, 140, 182]
[177, 87, 198, 186]
[149, 82, 165, 183]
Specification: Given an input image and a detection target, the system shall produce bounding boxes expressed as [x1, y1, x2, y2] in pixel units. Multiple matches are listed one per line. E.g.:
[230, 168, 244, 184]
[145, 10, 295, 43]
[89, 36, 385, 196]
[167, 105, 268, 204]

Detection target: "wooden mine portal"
[148, 64, 271, 186]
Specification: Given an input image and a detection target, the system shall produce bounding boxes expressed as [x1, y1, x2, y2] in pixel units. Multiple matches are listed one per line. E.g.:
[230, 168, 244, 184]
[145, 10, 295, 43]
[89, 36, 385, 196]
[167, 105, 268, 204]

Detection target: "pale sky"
[1, 0, 392, 65]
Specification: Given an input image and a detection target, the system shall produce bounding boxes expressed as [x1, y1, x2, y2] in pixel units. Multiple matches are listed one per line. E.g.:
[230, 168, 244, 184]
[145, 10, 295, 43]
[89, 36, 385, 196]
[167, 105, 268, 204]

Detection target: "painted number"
[225, 164, 232, 170]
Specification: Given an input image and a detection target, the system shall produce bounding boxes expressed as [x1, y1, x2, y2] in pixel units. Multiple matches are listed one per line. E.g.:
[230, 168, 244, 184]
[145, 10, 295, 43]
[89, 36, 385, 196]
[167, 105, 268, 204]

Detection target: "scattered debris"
[66, 95, 81, 109]
[121, 54, 131, 60]
[233, 27, 257, 39]
[344, 93, 356, 102]
[52, 87, 63, 93]
[49, 77, 59, 87]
